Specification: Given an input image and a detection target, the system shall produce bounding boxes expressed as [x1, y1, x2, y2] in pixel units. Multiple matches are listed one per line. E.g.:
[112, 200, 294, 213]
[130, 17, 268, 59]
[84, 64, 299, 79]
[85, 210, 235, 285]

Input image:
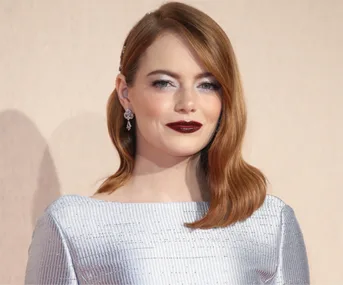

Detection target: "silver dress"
[25, 194, 310, 284]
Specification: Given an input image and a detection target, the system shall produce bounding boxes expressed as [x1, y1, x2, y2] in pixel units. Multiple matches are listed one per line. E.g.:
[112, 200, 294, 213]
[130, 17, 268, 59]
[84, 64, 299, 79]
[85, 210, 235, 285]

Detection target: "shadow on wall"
[0, 109, 119, 283]
[0, 109, 61, 284]
[45, 111, 119, 200]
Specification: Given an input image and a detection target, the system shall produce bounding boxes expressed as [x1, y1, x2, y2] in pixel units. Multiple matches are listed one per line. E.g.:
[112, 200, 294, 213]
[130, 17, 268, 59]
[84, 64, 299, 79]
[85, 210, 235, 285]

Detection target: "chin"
[163, 143, 206, 157]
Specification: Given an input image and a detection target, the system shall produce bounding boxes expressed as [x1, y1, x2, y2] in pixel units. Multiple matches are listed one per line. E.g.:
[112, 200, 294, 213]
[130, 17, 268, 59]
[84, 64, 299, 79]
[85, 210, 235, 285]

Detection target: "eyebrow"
[146, 69, 214, 80]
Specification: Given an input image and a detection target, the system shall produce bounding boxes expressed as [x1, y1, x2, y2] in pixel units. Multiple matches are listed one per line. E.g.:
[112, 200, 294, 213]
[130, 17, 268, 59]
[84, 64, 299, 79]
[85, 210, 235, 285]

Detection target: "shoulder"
[37, 195, 94, 227]
[235, 194, 302, 246]
[264, 195, 302, 228]
[250, 194, 297, 223]
[259, 194, 287, 212]
[264, 193, 294, 211]
[265, 193, 287, 207]
[43, 194, 84, 214]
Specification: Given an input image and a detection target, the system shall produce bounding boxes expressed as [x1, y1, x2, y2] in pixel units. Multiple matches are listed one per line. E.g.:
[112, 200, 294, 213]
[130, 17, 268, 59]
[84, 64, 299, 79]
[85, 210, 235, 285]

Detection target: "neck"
[125, 153, 209, 202]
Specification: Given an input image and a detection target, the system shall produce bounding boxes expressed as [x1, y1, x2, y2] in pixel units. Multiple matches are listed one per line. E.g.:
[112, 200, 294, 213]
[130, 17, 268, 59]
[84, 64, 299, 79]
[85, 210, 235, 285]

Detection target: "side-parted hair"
[95, 1, 268, 229]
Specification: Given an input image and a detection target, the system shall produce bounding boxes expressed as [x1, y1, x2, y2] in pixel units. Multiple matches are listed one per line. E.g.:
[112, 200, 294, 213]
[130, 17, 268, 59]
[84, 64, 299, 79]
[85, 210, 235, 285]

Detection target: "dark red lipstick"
[165, 120, 203, 133]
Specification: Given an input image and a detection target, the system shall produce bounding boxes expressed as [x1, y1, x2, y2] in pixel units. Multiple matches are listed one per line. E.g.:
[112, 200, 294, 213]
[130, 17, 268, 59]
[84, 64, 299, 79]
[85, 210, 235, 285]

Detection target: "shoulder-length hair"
[95, 1, 268, 229]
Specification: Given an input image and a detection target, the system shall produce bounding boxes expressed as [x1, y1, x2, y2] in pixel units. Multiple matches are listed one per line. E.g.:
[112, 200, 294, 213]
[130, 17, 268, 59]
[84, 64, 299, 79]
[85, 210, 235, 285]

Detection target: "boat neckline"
[70, 194, 210, 206]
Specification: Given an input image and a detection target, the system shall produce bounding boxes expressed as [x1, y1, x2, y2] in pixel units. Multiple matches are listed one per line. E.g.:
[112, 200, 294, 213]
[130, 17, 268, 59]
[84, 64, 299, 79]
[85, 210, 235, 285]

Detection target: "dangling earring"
[124, 108, 134, 131]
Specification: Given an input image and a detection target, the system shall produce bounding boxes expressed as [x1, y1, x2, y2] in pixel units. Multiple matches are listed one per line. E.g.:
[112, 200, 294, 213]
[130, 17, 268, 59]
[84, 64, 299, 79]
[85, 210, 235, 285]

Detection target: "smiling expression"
[117, 32, 222, 158]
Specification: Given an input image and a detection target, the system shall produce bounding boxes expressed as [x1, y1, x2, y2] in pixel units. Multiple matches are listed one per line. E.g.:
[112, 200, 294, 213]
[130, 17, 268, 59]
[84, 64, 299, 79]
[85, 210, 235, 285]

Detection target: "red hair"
[95, 1, 268, 229]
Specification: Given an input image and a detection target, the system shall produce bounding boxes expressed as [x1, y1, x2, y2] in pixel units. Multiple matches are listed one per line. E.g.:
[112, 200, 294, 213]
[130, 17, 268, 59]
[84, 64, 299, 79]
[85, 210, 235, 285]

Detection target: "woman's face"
[117, 32, 222, 158]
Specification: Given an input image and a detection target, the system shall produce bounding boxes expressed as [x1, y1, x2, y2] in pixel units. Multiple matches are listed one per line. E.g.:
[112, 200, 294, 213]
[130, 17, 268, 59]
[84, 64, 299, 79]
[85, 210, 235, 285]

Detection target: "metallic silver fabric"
[25, 194, 310, 284]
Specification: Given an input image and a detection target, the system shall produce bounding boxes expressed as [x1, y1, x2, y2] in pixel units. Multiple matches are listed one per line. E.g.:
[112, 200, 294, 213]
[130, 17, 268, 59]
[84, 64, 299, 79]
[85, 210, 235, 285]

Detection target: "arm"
[268, 205, 310, 284]
[25, 211, 78, 284]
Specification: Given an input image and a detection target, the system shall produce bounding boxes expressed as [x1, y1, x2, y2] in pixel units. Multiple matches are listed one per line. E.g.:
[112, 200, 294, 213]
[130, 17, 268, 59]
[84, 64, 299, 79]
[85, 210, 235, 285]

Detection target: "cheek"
[133, 93, 171, 120]
[202, 96, 222, 122]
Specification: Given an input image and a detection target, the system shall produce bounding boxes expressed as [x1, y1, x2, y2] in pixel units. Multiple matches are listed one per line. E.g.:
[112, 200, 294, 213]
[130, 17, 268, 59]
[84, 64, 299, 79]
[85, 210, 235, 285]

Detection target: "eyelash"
[152, 80, 221, 91]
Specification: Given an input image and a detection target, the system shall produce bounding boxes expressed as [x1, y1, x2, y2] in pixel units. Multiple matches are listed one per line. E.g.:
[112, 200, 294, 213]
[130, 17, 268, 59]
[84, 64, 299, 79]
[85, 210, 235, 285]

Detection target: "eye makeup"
[151, 79, 175, 89]
[151, 79, 221, 91]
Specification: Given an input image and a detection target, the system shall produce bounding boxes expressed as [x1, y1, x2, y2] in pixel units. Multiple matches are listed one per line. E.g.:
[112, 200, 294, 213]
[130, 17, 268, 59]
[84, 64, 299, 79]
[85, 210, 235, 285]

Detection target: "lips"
[166, 120, 203, 133]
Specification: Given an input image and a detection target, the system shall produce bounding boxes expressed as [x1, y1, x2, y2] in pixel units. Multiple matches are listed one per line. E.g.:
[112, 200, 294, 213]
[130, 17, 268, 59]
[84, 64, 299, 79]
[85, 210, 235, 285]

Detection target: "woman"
[25, 2, 310, 284]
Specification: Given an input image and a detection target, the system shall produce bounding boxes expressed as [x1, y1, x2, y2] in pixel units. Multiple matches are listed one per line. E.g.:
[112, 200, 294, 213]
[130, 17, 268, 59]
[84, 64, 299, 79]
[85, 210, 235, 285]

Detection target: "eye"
[199, 82, 221, 91]
[152, 80, 174, 89]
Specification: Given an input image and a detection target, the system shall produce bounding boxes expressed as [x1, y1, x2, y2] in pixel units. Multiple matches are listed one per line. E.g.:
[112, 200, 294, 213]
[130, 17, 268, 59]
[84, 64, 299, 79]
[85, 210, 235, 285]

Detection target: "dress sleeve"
[269, 205, 310, 284]
[25, 211, 78, 284]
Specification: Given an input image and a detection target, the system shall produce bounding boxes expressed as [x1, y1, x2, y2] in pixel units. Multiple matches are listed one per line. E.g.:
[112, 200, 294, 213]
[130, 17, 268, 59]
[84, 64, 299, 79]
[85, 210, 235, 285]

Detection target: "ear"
[115, 73, 134, 112]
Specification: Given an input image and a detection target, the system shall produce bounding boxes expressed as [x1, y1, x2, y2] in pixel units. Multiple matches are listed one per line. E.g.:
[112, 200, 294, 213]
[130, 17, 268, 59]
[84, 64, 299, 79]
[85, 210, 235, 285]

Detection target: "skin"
[95, 32, 222, 203]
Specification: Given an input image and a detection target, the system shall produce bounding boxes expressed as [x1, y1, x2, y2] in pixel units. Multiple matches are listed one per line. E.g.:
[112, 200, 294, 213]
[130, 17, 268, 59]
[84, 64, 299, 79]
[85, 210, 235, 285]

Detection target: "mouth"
[165, 120, 203, 133]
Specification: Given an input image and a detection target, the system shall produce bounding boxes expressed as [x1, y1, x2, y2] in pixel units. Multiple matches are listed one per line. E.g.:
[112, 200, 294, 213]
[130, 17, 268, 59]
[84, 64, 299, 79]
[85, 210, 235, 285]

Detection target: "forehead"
[138, 32, 206, 74]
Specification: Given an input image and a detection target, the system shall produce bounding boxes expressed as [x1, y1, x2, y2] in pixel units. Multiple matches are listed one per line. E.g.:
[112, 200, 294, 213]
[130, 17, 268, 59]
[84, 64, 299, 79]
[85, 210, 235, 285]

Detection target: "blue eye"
[199, 82, 221, 91]
[152, 80, 173, 89]
[151, 80, 221, 91]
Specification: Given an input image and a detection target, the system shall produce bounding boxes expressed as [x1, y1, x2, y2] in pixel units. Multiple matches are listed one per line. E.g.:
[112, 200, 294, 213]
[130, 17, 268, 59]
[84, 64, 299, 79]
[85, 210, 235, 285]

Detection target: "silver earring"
[124, 108, 134, 131]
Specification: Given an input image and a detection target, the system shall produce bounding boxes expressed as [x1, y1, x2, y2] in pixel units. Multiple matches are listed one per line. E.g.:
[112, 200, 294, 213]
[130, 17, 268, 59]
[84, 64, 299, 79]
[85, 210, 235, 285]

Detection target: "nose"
[174, 88, 197, 113]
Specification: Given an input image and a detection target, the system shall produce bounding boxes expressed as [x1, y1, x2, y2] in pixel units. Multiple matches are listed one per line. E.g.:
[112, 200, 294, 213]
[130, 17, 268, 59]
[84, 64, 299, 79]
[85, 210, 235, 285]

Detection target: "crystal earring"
[124, 108, 134, 131]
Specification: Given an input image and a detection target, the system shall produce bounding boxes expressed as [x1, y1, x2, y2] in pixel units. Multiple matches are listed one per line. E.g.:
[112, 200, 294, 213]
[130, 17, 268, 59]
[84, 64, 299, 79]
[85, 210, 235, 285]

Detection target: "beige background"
[1, 0, 342, 284]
